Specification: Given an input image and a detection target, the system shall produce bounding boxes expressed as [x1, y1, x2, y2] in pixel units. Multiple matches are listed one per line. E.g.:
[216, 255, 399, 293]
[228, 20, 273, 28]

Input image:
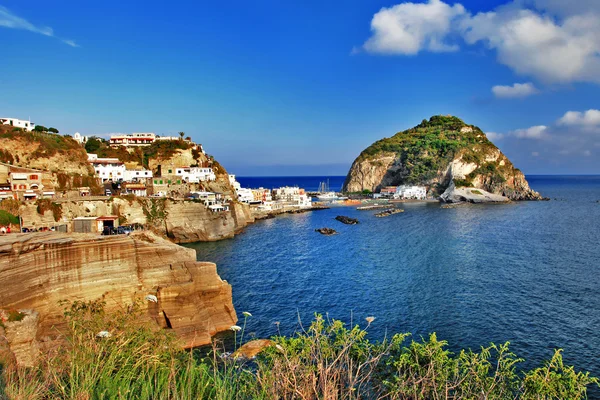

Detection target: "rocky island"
[343, 115, 542, 203]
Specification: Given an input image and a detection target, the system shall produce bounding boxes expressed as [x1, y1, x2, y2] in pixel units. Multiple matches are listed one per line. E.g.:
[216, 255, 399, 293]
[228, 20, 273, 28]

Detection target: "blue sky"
[1, 1, 599, 176]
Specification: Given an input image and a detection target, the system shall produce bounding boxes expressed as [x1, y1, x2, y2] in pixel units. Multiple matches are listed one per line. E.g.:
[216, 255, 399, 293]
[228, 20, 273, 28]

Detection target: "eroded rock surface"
[0, 231, 237, 364]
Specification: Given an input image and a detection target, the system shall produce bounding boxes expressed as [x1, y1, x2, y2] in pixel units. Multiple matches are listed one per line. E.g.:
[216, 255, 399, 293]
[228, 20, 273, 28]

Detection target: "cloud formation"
[0, 6, 78, 47]
[362, 0, 465, 55]
[511, 125, 548, 139]
[492, 82, 539, 98]
[359, 0, 600, 83]
[485, 109, 600, 172]
[558, 109, 600, 128]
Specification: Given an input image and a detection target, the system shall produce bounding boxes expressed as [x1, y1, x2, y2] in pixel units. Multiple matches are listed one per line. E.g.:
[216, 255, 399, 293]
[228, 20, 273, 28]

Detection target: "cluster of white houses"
[228, 175, 312, 211]
[374, 185, 428, 200]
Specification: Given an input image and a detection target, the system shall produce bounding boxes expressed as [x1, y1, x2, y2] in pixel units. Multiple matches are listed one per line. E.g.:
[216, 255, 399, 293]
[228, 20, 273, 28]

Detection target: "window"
[30, 175, 38, 180]
[177, 180, 181, 184]
[167, 180, 171, 184]
[168, 169, 172, 174]
[154, 180, 158, 184]
[159, 180, 163, 184]
[136, 172, 139, 175]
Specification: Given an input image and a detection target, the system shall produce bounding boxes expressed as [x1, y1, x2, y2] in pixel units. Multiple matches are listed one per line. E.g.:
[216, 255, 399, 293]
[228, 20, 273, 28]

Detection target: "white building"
[89, 157, 126, 182]
[394, 185, 427, 200]
[73, 132, 88, 144]
[229, 175, 241, 191]
[237, 188, 255, 204]
[175, 167, 215, 183]
[0, 117, 35, 131]
[109, 133, 156, 147]
[272, 186, 312, 208]
[124, 169, 153, 182]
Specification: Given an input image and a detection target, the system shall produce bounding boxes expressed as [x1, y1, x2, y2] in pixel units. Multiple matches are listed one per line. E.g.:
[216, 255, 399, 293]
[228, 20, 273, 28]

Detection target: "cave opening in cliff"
[162, 311, 173, 329]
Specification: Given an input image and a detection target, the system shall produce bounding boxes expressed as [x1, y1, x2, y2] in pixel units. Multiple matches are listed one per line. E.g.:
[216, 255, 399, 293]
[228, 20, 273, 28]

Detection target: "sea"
[185, 175, 600, 378]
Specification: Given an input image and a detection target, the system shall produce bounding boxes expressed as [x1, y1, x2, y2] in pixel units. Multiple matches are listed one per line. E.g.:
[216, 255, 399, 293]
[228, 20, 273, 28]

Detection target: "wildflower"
[365, 316, 375, 324]
[230, 325, 242, 332]
[242, 311, 252, 317]
[96, 331, 111, 338]
[145, 294, 158, 303]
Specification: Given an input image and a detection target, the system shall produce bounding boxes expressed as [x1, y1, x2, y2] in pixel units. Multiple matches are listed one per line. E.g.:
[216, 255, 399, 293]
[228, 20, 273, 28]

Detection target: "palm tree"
[178, 132, 185, 140]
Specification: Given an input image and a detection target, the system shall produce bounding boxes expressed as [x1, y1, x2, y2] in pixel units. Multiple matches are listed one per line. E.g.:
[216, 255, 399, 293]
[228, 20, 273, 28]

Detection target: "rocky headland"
[0, 231, 237, 366]
[343, 115, 542, 202]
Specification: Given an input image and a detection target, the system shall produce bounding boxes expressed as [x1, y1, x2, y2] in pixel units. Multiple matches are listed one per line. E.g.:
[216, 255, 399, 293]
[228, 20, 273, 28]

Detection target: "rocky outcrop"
[440, 182, 509, 203]
[0, 231, 237, 365]
[19, 198, 254, 243]
[343, 115, 542, 201]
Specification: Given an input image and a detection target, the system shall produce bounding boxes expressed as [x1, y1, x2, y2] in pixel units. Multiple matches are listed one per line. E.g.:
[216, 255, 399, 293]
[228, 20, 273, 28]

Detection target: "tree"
[48, 127, 59, 133]
[33, 125, 47, 132]
[178, 131, 185, 140]
[85, 136, 104, 153]
[185, 136, 191, 141]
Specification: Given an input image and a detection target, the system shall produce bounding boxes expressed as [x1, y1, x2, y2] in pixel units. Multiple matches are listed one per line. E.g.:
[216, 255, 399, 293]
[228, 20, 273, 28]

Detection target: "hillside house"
[109, 133, 156, 147]
[123, 169, 153, 182]
[175, 167, 215, 183]
[89, 157, 126, 182]
[0, 163, 53, 200]
[0, 117, 35, 131]
[394, 185, 427, 200]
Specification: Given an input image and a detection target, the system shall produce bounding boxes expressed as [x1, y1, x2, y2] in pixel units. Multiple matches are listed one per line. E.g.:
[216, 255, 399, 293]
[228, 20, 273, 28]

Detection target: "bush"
[36, 199, 63, 222]
[0, 306, 596, 399]
[0, 210, 19, 226]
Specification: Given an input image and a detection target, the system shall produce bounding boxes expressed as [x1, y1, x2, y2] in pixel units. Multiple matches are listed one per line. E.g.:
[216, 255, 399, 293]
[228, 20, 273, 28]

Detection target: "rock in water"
[335, 216, 359, 225]
[343, 115, 542, 201]
[315, 228, 338, 235]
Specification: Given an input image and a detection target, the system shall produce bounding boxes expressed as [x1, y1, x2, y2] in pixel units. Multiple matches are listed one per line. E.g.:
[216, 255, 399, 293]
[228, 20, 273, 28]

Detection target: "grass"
[0, 301, 597, 399]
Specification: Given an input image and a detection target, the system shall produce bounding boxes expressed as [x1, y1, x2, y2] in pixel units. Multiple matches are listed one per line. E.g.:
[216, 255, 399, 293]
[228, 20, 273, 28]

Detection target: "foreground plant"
[0, 303, 596, 399]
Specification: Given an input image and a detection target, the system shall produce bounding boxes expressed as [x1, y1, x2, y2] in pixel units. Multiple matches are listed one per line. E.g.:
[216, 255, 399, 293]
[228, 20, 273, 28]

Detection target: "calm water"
[186, 176, 600, 376]
[237, 176, 346, 192]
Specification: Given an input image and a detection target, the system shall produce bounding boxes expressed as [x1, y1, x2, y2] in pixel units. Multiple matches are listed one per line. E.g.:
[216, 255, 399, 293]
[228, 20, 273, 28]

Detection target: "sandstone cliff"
[0, 231, 237, 366]
[343, 115, 541, 201]
[19, 198, 254, 243]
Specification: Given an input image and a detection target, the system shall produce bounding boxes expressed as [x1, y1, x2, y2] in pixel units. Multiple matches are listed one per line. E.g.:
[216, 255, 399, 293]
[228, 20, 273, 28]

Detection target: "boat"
[316, 180, 347, 201]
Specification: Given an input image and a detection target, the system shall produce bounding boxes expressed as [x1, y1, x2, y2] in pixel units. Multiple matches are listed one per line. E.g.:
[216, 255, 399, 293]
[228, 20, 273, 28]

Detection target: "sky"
[0, 0, 599, 176]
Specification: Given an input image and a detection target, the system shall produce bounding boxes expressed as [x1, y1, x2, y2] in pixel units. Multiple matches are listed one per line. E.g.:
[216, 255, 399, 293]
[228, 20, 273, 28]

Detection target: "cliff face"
[343, 116, 541, 200]
[0, 231, 237, 365]
[20, 198, 254, 243]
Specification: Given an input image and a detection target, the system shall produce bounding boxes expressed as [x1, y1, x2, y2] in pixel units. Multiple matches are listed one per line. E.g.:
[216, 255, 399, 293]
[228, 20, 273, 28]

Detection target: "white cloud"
[461, 9, 600, 83]
[583, 150, 592, 156]
[511, 125, 548, 139]
[486, 132, 503, 141]
[358, 0, 600, 83]
[492, 82, 539, 98]
[362, 0, 465, 55]
[558, 109, 600, 127]
[0, 6, 78, 47]
[531, 151, 540, 156]
[62, 39, 79, 48]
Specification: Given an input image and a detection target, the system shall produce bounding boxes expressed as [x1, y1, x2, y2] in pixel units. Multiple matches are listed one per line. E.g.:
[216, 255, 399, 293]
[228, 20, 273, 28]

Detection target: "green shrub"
[0, 306, 596, 399]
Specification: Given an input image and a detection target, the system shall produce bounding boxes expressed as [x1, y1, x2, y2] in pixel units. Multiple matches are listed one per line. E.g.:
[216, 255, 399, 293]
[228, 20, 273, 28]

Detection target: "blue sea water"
[236, 176, 346, 192]
[185, 175, 600, 377]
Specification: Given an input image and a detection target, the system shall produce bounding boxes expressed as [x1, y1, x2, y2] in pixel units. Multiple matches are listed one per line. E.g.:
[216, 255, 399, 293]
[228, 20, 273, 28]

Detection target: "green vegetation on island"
[357, 115, 503, 186]
[1, 301, 596, 399]
[344, 115, 538, 199]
